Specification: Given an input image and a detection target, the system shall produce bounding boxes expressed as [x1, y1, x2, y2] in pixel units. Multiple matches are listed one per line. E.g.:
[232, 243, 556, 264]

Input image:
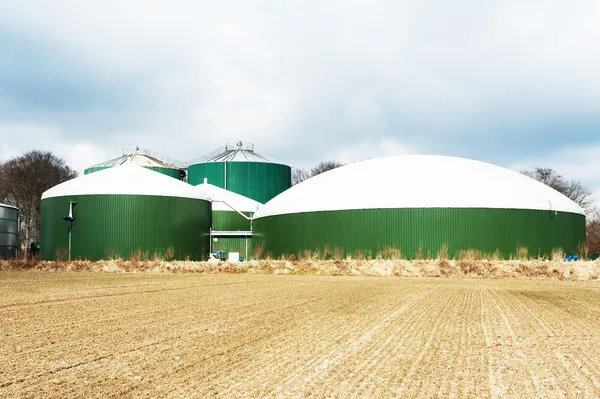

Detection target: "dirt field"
[1, 272, 600, 398]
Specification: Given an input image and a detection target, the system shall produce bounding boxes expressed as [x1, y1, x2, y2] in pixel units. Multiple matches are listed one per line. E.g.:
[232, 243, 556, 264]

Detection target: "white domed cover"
[254, 155, 584, 219]
[192, 183, 261, 213]
[0, 203, 18, 210]
[42, 164, 210, 200]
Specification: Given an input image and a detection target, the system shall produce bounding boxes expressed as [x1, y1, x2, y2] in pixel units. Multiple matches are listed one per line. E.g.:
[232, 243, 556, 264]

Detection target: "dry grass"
[1, 273, 600, 398]
[2, 257, 600, 280]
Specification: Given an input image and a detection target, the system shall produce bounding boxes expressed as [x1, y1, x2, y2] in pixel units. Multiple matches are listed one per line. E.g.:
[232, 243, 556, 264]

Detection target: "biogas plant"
[38, 142, 586, 262]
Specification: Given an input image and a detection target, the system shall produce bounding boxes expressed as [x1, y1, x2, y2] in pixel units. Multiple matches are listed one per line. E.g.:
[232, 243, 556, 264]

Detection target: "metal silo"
[41, 165, 211, 261]
[84, 148, 186, 180]
[187, 142, 291, 204]
[0, 203, 18, 259]
[253, 155, 586, 259]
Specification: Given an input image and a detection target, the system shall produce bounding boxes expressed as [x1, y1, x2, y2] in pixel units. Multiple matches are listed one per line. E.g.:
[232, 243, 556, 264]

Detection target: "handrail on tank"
[187, 142, 254, 166]
[120, 147, 186, 169]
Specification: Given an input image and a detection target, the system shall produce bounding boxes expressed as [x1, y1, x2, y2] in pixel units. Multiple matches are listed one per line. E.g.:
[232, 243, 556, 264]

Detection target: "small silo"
[0, 203, 19, 259]
[85, 149, 185, 180]
[41, 165, 211, 261]
[253, 155, 586, 259]
[192, 180, 261, 259]
[187, 142, 291, 204]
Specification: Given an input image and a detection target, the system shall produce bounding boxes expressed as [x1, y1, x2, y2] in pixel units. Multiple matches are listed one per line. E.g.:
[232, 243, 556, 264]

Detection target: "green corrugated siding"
[84, 166, 183, 180]
[212, 237, 252, 260]
[40, 195, 211, 261]
[253, 208, 586, 259]
[188, 162, 291, 203]
[0, 205, 18, 259]
[212, 211, 252, 231]
[188, 163, 225, 187]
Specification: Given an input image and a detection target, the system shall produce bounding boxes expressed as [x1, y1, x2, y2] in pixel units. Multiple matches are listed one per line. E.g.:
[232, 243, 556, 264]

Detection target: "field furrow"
[0, 272, 599, 398]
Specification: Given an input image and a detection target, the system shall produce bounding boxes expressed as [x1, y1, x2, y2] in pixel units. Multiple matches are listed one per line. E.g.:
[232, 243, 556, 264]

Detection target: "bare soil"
[1, 272, 600, 398]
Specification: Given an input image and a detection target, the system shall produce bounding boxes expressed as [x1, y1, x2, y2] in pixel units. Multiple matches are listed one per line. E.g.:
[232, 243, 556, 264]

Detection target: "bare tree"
[0, 151, 77, 257]
[521, 167, 594, 211]
[310, 161, 345, 178]
[587, 210, 600, 254]
[292, 161, 345, 186]
[291, 168, 311, 186]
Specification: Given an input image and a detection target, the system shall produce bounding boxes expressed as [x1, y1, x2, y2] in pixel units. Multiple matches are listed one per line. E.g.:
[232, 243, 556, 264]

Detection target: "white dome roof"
[42, 164, 209, 200]
[254, 155, 585, 219]
[192, 183, 261, 213]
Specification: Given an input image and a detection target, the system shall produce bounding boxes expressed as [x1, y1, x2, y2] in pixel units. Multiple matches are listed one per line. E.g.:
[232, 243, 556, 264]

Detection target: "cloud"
[0, 123, 108, 174]
[0, 0, 599, 192]
[322, 137, 416, 166]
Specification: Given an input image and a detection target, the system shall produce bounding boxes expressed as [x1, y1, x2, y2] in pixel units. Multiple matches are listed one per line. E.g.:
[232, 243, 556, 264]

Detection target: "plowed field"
[1, 272, 600, 398]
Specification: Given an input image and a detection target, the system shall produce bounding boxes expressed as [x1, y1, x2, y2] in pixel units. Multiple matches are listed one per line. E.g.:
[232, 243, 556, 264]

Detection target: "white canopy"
[254, 155, 585, 218]
[42, 164, 209, 200]
[192, 183, 261, 213]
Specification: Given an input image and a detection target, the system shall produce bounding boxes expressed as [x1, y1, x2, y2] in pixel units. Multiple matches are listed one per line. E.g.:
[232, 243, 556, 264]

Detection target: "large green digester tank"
[84, 149, 185, 180]
[253, 155, 586, 260]
[0, 203, 18, 259]
[41, 164, 211, 261]
[187, 142, 291, 204]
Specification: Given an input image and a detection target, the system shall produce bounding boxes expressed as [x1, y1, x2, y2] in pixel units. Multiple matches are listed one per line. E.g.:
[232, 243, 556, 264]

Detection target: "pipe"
[217, 200, 253, 221]
[224, 162, 227, 190]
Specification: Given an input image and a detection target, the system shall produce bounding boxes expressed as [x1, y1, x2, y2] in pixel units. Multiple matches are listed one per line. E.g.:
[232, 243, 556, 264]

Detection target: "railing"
[121, 147, 186, 169]
[120, 141, 280, 169]
[187, 141, 255, 166]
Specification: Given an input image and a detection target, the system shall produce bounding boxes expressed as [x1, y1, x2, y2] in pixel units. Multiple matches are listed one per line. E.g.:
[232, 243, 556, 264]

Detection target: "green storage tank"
[192, 181, 261, 260]
[0, 203, 19, 259]
[253, 155, 586, 260]
[187, 142, 291, 204]
[84, 150, 185, 180]
[41, 164, 211, 261]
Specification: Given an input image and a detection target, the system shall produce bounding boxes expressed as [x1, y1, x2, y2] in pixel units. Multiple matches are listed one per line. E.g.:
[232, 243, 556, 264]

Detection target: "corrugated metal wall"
[40, 195, 211, 261]
[253, 208, 586, 259]
[0, 205, 18, 259]
[187, 163, 225, 187]
[188, 162, 291, 204]
[212, 211, 252, 231]
[211, 211, 253, 259]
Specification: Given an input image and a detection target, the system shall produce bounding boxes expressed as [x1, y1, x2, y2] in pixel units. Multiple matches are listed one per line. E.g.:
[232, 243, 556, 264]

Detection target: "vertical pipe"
[209, 227, 212, 256]
[68, 224, 72, 261]
[248, 218, 252, 260]
[224, 162, 227, 190]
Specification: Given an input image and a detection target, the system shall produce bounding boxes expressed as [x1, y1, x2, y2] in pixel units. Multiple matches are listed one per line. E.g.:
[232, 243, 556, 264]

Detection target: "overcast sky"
[1, 0, 599, 204]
